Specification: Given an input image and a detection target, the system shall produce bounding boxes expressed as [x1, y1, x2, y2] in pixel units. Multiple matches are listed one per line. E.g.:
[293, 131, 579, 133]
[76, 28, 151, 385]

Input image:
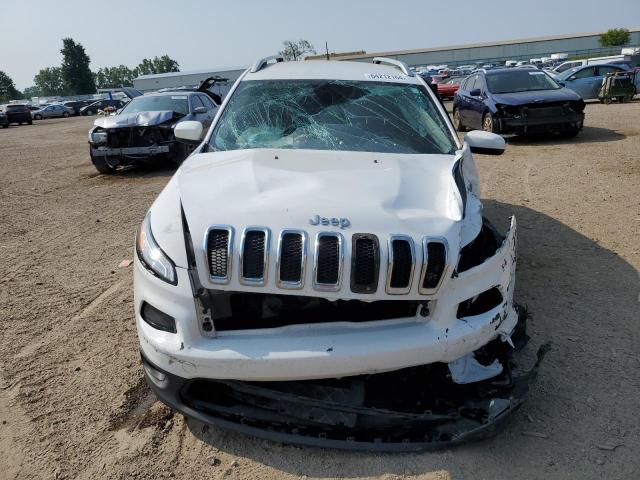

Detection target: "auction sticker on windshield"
[364, 73, 412, 82]
[171, 95, 188, 99]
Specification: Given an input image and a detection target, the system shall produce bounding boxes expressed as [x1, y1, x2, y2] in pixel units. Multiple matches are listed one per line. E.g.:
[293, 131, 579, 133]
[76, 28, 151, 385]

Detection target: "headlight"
[90, 130, 107, 143]
[136, 212, 177, 285]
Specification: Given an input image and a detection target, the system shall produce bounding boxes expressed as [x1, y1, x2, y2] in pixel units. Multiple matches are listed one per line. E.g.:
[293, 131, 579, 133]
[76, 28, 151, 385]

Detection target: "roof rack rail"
[250, 55, 285, 73]
[372, 57, 414, 77]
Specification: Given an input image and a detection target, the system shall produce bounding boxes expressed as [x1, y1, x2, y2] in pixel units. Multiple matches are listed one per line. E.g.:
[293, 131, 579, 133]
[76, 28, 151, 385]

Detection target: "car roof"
[244, 60, 422, 85]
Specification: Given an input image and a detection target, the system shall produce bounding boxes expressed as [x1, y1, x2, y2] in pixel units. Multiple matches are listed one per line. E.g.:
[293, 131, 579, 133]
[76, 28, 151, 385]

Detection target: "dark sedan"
[453, 69, 585, 137]
[0, 104, 33, 125]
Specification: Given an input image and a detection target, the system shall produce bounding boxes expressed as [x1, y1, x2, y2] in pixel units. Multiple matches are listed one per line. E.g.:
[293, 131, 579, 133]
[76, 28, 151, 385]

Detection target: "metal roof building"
[316, 29, 640, 67]
[133, 66, 247, 92]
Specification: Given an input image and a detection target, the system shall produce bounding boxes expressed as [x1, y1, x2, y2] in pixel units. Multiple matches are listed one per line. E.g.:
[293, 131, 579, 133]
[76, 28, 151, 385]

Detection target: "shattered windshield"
[119, 95, 189, 115]
[486, 71, 561, 94]
[209, 80, 455, 154]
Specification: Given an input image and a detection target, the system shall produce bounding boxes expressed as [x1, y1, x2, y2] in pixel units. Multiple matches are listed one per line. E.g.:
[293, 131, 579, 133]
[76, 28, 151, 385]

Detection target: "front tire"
[90, 150, 116, 174]
[62, 111, 69, 118]
[34, 114, 42, 120]
[452, 108, 465, 132]
[482, 113, 495, 133]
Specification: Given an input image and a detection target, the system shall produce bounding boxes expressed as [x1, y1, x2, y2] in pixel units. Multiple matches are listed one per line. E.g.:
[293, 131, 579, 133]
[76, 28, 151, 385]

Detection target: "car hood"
[177, 148, 463, 283]
[491, 88, 581, 105]
[93, 110, 174, 129]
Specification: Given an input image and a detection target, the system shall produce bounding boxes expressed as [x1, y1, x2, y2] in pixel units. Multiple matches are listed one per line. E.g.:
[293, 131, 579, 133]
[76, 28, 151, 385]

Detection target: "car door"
[465, 74, 486, 129]
[457, 75, 477, 125]
[564, 66, 598, 99]
[43, 106, 56, 118]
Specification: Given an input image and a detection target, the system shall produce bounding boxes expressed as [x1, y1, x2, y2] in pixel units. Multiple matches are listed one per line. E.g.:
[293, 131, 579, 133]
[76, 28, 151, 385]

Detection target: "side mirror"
[568, 76, 576, 81]
[469, 88, 482, 97]
[174, 121, 203, 144]
[465, 130, 505, 155]
[558, 81, 566, 87]
[193, 106, 207, 114]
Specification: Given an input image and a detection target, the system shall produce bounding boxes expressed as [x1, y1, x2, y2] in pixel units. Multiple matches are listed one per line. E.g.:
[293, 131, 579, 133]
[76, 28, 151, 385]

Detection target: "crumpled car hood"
[492, 88, 582, 106]
[179, 147, 463, 257]
[93, 110, 174, 129]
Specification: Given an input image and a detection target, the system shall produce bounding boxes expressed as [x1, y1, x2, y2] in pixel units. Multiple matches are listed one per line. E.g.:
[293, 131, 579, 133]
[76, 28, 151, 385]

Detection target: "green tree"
[22, 86, 42, 99]
[135, 55, 180, 76]
[34, 67, 66, 96]
[60, 38, 96, 94]
[0, 71, 22, 102]
[95, 65, 137, 89]
[278, 39, 316, 61]
[599, 28, 630, 47]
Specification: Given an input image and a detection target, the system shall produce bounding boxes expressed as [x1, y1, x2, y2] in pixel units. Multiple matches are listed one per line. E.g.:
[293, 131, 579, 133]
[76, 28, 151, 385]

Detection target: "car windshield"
[486, 70, 561, 93]
[209, 80, 455, 155]
[119, 95, 189, 115]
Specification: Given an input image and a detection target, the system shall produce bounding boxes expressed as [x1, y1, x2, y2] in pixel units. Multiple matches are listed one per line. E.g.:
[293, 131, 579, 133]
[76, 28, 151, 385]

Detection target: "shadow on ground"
[180, 200, 639, 479]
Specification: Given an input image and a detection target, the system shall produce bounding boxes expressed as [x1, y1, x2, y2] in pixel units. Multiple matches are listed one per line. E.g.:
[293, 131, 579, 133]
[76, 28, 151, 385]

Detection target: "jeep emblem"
[309, 214, 350, 229]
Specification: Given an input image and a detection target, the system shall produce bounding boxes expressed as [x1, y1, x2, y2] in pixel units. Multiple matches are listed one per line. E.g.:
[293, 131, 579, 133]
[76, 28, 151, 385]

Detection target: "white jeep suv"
[134, 56, 540, 450]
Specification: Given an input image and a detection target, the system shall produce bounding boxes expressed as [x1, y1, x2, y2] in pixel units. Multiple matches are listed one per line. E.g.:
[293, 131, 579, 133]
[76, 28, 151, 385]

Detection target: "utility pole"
[325, 41, 330, 61]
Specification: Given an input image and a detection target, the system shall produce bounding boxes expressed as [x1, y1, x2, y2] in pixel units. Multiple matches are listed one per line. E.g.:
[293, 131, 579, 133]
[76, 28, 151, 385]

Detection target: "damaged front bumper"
[496, 111, 584, 134]
[142, 313, 547, 451]
[90, 145, 171, 157]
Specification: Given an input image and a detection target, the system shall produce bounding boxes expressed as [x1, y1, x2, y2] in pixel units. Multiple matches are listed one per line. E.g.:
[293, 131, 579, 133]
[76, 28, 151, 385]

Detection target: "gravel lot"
[1, 102, 639, 480]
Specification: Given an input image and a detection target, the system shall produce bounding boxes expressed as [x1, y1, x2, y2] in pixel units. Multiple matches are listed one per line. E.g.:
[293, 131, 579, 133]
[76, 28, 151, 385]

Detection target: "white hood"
[93, 110, 174, 129]
[178, 148, 465, 290]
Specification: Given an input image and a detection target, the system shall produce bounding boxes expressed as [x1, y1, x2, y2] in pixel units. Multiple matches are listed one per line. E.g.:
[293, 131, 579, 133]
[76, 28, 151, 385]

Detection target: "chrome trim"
[313, 232, 344, 292]
[385, 235, 415, 295]
[372, 57, 414, 77]
[276, 230, 307, 290]
[418, 237, 449, 295]
[239, 227, 270, 286]
[203, 225, 234, 285]
[250, 55, 284, 73]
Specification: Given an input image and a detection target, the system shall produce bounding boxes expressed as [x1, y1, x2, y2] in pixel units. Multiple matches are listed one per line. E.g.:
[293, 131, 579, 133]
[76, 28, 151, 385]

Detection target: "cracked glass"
[209, 80, 456, 155]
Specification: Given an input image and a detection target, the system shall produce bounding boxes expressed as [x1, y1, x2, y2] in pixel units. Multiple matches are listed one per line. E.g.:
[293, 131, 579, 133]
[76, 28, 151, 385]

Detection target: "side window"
[201, 95, 215, 110]
[467, 75, 478, 91]
[476, 75, 486, 93]
[572, 67, 596, 79]
[191, 95, 204, 111]
[598, 66, 622, 76]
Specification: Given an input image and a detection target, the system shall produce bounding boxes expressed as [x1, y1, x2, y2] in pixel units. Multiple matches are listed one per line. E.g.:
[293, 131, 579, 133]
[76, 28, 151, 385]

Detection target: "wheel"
[2, 124, 7, 129]
[27, 119, 32, 125]
[482, 112, 495, 133]
[604, 97, 612, 105]
[171, 143, 191, 167]
[34, 114, 42, 120]
[90, 150, 116, 174]
[452, 108, 465, 132]
[85, 109, 94, 116]
[62, 111, 69, 118]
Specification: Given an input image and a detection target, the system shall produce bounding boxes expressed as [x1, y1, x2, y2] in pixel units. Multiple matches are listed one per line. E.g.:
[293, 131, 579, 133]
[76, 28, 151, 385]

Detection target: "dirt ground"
[0, 102, 639, 480]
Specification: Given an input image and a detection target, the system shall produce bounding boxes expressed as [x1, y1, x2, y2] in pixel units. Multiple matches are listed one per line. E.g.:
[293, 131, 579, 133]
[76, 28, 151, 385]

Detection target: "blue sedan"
[555, 64, 634, 99]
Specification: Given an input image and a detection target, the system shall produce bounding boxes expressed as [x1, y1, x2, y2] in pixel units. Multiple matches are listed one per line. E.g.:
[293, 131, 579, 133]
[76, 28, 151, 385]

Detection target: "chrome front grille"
[204, 228, 448, 295]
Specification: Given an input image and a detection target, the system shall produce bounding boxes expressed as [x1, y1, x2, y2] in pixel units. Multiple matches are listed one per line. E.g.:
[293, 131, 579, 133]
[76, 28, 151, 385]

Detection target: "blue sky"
[2, 0, 639, 89]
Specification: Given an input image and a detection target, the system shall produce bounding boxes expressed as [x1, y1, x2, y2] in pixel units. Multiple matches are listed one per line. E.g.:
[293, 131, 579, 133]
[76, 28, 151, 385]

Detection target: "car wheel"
[63, 111, 70, 118]
[34, 114, 42, 120]
[2, 124, 8, 129]
[27, 119, 32, 125]
[172, 143, 191, 167]
[482, 113, 495, 133]
[90, 150, 116, 174]
[452, 109, 465, 132]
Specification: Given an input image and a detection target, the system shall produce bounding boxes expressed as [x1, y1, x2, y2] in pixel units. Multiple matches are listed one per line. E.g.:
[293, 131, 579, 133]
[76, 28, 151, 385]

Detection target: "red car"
[437, 77, 464, 100]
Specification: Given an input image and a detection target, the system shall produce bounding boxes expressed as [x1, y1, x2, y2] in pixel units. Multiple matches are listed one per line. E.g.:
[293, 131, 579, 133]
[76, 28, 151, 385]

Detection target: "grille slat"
[351, 234, 379, 294]
[420, 239, 447, 293]
[206, 228, 231, 282]
[387, 237, 414, 294]
[241, 230, 267, 283]
[314, 234, 342, 289]
[278, 232, 305, 288]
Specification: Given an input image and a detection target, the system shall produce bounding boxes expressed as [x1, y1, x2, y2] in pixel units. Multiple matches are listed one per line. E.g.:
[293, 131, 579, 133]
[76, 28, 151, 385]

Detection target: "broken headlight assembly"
[495, 104, 519, 118]
[136, 212, 177, 285]
[89, 128, 107, 144]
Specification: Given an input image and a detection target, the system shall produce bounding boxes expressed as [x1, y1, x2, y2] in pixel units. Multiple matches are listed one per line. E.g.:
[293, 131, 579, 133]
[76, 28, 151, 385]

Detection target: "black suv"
[63, 100, 94, 116]
[0, 111, 8, 128]
[1, 104, 32, 125]
[80, 99, 126, 116]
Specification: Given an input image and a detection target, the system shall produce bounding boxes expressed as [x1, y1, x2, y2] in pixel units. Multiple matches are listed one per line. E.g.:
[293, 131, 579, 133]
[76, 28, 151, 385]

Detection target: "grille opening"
[456, 287, 504, 318]
[351, 235, 379, 293]
[207, 291, 424, 331]
[279, 233, 303, 283]
[207, 229, 230, 278]
[242, 230, 266, 280]
[316, 235, 340, 285]
[389, 239, 413, 289]
[456, 217, 503, 274]
[422, 242, 446, 290]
